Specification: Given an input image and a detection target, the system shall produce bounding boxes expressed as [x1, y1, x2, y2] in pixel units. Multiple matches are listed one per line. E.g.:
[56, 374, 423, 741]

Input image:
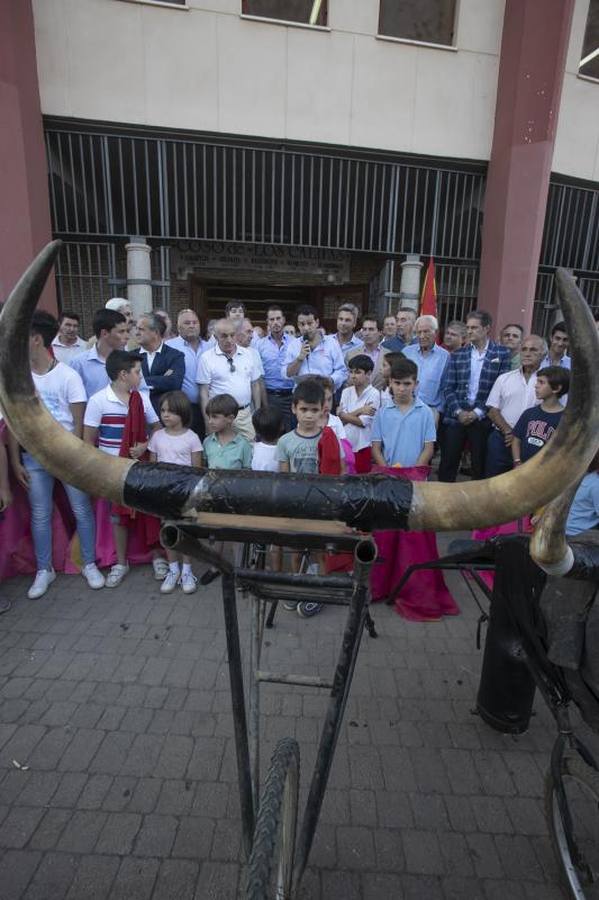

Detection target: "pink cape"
[370, 465, 459, 622]
[0, 471, 157, 583]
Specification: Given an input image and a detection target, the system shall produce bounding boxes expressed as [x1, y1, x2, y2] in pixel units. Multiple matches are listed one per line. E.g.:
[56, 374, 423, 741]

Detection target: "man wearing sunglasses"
[197, 318, 262, 441]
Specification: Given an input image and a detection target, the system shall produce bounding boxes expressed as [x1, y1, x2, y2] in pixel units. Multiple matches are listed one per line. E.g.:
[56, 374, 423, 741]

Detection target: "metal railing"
[44, 125, 484, 261]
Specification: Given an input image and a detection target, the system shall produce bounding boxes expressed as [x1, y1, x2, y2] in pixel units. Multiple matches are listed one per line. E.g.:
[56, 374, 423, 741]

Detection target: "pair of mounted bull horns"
[0, 241, 597, 563]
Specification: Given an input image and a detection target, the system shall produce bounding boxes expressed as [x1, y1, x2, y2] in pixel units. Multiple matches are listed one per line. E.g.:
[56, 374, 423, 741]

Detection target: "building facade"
[3, 0, 599, 336]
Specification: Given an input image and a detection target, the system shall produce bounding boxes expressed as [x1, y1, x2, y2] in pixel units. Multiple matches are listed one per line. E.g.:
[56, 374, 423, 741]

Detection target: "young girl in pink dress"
[147, 391, 203, 595]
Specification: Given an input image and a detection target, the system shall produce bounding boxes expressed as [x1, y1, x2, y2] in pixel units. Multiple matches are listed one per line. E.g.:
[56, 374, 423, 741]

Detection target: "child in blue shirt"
[371, 358, 436, 468]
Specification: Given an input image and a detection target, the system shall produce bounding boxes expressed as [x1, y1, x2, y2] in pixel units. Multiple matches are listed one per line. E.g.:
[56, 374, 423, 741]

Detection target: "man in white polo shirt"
[196, 318, 262, 441]
[484, 334, 546, 476]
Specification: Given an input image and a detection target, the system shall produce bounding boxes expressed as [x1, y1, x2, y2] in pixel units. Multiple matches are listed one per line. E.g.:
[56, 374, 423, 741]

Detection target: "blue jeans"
[23, 454, 96, 570]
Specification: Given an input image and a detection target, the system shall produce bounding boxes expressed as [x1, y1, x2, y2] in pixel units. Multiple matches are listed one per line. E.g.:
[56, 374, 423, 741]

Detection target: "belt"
[267, 389, 293, 396]
[238, 404, 250, 411]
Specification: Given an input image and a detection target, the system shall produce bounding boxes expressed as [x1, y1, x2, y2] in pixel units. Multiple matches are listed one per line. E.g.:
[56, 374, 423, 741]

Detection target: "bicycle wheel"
[545, 750, 599, 899]
[246, 737, 300, 900]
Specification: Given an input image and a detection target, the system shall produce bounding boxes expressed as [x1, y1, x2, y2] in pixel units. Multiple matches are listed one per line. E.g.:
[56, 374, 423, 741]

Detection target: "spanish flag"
[419, 257, 437, 319]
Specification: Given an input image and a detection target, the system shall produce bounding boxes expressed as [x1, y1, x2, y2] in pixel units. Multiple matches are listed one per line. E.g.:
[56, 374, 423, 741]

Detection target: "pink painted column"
[0, 0, 56, 312]
[478, 0, 574, 333]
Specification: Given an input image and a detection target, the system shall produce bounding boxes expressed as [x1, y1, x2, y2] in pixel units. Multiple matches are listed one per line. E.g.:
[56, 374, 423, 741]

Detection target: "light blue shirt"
[540, 353, 571, 370]
[566, 473, 599, 536]
[282, 335, 348, 392]
[334, 333, 364, 357]
[69, 345, 110, 399]
[403, 343, 450, 411]
[166, 336, 209, 404]
[371, 398, 436, 466]
[256, 333, 294, 391]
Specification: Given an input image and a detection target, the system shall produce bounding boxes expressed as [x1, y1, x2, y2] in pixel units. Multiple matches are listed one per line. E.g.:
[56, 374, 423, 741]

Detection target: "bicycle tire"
[545, 750, 599, 899]
[245, 737, 300, 900]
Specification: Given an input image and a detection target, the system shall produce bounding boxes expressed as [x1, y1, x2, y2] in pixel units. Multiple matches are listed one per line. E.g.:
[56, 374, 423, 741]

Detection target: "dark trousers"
[485, 428, 513, 477]
[266, 391, 293, 433]
[191, 403, 205, 442]
[438, 417, 492, 482]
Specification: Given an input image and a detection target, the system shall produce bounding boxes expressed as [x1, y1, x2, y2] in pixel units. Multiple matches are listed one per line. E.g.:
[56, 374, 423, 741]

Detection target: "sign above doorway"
[172, 241, 351, 284]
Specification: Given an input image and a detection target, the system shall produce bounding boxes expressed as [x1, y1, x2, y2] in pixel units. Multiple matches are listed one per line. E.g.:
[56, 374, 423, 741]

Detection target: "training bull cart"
[161, 513, 377, 897]
[1, 246, 599, 899]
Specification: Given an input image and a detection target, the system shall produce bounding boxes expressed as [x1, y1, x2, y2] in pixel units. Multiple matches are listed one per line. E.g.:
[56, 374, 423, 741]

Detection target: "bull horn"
[406, 267, 599, 531]
[528, 484, 578, 575]
[0, 241, 134, 504]
[1, 247, 598, 534]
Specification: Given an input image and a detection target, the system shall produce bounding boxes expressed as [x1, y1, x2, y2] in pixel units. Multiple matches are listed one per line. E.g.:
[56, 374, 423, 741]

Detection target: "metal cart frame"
[161, 515, 377, 897]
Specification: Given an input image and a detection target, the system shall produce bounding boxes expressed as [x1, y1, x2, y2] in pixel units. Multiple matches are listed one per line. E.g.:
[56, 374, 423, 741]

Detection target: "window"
[378, 0, 456, 47]
[241, 0, 327, 27]
[580, 0, 599, 80]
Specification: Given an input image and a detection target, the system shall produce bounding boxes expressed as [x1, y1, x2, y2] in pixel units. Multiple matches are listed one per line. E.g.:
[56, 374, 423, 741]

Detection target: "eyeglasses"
[226, 357, 236, 373]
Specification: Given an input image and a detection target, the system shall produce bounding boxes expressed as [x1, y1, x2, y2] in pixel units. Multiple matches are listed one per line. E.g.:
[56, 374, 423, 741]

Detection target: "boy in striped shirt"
[84, 350, 159, 586]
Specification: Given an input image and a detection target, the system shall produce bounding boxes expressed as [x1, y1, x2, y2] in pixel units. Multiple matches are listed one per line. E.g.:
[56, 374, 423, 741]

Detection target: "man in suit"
[439, 310, 511, 482]
[136, 311, 185, 415]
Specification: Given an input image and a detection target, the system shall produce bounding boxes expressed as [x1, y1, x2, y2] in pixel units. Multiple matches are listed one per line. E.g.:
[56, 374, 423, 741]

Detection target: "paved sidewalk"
[0, 538, 595, 899]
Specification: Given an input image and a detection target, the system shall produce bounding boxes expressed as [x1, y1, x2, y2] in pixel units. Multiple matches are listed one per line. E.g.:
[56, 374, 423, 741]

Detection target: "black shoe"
[199, 568, 221, 586]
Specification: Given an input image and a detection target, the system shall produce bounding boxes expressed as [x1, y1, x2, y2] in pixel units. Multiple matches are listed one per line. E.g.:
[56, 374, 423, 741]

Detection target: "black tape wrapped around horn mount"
[123, 463, 414, 532]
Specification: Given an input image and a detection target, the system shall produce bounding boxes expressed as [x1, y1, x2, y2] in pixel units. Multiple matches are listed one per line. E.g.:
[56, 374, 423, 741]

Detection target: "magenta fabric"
[471, 517, 532, 589]
[370, 465, 459, 621]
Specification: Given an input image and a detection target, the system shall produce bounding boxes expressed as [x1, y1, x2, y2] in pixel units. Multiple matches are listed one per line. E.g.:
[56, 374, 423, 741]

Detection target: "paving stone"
[65, 854, 120, 900]
[58, 729, 106, 773]
[321, 870, 361, 899]
[56, 810, 108, 853]
[23, 852, 79, 900]
[50, 772, 88, 808]
[78, 774, 114, 810]
[0, 806, 44, 849]
[95, 812, 142, 855]
[194, 861, 239, 900]
[152, 858, 199, 900]
[17, 771, 61, 807]
[0, 849, 42, 900]
[29, 808, 72, 850]
[402, 830, 445, 876]
[133, 813, 178, 857]
[108, 857, 159, 900]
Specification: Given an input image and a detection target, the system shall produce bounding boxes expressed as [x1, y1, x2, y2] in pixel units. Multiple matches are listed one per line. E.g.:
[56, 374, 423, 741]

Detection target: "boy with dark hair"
[338, 354, 381, 473]
[199, 393, 253, 585]
[84, 350, 159, 587]
[511, 366, 569, 467]
[277, 380, 327, 616]
[252, 406, 284, 473]
[203, 394, 253, 470]
[277, 381, 325, 476]
[8, 312, 103, 599]
[371, 359, 436, 468]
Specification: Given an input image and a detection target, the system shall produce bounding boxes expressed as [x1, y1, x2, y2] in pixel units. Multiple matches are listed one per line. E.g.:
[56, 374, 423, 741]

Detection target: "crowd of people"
[0, 294, 597, 620]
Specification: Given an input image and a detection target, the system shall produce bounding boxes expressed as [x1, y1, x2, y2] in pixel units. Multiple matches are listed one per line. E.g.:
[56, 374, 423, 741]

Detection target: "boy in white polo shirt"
[84, 350, 159, 587]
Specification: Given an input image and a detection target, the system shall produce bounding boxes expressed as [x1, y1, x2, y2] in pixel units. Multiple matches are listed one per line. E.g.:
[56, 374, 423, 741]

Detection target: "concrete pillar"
[478, 0, 575, 334]
[0, 1, 56, 311]
[398, 255, 422, 312]
[125, 239, 152, 318]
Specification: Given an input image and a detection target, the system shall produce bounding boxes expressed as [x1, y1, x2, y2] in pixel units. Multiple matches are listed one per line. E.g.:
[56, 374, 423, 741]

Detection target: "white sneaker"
[152, 557, 169, 581]
[28, 569, 56, 600]
[105, 563, 129, 588]
[180, 572, 197, 595]
[160, 570, 179, 594]
[82, 563, 105, 590]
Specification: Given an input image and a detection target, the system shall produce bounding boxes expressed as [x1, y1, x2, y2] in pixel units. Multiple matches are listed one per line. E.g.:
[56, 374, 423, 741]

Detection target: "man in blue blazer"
[136, 311, 185, 415]
[439, 310, 511, 482]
